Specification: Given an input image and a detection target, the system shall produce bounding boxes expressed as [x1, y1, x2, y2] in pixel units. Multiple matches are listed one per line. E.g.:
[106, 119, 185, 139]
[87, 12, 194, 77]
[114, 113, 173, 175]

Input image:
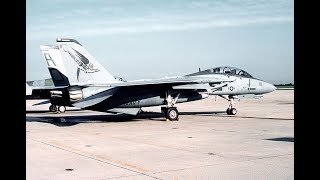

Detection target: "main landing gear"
[226, 107, 237, 115]
[161, 92, 180, 121]
[49, 104, 66, 113]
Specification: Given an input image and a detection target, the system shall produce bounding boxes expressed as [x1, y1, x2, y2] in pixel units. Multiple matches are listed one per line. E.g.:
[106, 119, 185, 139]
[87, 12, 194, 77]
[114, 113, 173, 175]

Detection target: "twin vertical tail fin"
[40, 38, 120, 87]
[40, 45, 70, 86]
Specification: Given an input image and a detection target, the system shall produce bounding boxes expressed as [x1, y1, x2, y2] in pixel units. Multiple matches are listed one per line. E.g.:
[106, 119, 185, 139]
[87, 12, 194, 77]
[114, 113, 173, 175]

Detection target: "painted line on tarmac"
[29, 138, 163, 180]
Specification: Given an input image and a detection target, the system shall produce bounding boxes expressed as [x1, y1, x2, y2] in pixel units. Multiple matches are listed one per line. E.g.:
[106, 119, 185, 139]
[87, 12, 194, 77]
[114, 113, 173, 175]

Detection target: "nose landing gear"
[226, 96, 237, 115]
[219, 95, 237, 115]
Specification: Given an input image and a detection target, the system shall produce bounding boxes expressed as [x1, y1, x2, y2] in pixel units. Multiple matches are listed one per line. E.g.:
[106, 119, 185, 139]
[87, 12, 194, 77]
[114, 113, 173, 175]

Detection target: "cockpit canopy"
[188, 66, 253, 78]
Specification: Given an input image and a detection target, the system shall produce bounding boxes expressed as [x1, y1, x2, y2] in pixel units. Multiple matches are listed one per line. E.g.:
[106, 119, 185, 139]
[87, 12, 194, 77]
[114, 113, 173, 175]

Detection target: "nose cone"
[266, 83, 276, 93]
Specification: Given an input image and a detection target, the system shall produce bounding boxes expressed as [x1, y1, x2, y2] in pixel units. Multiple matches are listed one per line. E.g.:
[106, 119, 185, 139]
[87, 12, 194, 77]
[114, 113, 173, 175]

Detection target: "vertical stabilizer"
[55, 38, 120, 85]
[40, 45, 70, 86]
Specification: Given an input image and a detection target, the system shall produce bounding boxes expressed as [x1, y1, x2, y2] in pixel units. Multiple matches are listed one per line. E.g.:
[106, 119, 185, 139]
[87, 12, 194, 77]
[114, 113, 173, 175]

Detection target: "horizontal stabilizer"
[27, 78, 54, 87]
[29, 85, 68, 90]
[32, 100, 51, 106]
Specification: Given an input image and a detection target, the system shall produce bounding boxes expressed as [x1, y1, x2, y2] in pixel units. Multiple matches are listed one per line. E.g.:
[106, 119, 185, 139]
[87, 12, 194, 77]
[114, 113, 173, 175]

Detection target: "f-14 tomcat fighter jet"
[28, 38, 275, 120]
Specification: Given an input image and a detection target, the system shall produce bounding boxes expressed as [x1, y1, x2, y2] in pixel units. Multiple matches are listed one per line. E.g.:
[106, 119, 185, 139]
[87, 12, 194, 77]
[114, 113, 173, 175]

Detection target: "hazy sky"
[27, 0, 293, 84]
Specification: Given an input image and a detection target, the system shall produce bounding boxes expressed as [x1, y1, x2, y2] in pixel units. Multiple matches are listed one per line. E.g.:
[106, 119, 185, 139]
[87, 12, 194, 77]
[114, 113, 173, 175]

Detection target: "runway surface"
[26, 90, 293, 180]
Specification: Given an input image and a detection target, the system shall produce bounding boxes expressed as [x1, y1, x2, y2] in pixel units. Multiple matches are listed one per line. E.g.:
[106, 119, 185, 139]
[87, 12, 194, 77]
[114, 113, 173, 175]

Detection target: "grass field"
[275, 85, 294, 90]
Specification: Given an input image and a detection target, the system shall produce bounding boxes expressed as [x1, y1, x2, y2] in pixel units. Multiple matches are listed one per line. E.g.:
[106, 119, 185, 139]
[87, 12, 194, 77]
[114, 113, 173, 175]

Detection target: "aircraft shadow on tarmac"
[265, 137, 294, 142]
[25, 109, 83, 113]
[26, 110, 292, 127]
[25, 110, 227, 127]
[26, 113, 144, 127]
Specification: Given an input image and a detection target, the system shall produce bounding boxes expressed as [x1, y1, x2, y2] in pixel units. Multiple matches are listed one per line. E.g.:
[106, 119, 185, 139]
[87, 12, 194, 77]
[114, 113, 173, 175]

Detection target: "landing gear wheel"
[226, 108, 231, 115]
[49, 105, 57, 112]
[58, 106, 66, 113]
[166, 107, 179, 121]
[226, 108, 237, 115]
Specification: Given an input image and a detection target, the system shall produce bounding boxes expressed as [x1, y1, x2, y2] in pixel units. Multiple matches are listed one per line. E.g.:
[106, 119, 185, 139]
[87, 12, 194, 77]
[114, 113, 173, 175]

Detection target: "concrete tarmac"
[26, 90, 293, 180]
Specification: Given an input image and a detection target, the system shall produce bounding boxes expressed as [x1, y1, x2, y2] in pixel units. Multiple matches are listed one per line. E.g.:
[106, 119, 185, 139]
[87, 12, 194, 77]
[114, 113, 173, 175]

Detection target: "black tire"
[161, 107, 168, 114]
[230, 108, 237, 115]
[166, 107, 179, 121]
[49, 105, 57, 112]
[226, 108, 231, 115]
